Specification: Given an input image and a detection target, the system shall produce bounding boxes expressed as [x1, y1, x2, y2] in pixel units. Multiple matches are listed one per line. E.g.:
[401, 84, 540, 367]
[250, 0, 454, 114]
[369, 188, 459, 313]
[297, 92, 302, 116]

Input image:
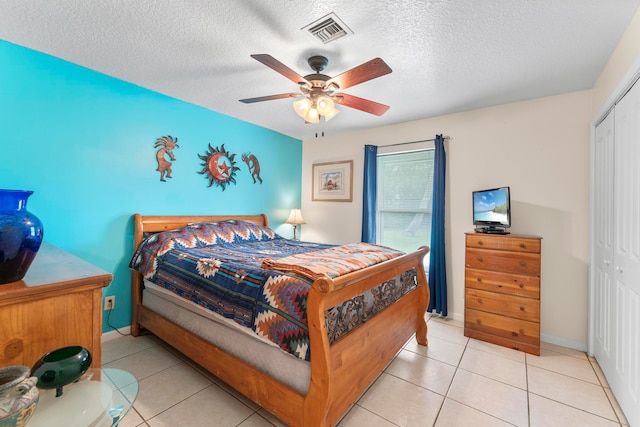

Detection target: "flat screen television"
[472, 186, 511, 234]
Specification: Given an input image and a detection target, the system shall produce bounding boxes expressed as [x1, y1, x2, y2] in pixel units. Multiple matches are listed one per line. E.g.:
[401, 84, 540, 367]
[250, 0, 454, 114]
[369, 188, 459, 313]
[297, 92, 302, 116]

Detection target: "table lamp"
[285, 208, 305, 240]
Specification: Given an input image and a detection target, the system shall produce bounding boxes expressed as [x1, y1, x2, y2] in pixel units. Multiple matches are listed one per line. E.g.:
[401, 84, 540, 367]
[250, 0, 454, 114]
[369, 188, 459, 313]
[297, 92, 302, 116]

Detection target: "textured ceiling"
[1, 0, 639, 140]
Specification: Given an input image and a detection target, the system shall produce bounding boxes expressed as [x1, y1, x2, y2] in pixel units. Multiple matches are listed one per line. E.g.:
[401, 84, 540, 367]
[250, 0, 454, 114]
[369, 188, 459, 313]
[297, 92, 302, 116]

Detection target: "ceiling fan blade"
[239, 93, 298, 103]
[250, 54, 308, 85]
[327, 58, 392, 90]
[336, 93, 390, 116]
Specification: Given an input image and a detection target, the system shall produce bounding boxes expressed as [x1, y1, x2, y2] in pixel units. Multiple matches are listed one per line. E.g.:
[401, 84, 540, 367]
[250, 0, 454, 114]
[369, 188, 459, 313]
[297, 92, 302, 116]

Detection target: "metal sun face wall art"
[197, 143, 241, 191]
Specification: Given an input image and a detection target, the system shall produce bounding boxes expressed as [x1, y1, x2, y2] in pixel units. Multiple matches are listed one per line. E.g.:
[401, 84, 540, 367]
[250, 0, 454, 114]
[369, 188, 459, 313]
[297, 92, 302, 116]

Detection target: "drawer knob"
[477, 298, 483, 304]
[519, 261, 526, 267]
[520, 306, 525, 311]
[477, 277, 482, 283]
[478, 241, 484, 245]
[519, 284, 524, 288]
[477, 257, 483, 262]
[520, 243, 525, 249]
[497, 284, 502, 288]
[512, 332, 518, 337]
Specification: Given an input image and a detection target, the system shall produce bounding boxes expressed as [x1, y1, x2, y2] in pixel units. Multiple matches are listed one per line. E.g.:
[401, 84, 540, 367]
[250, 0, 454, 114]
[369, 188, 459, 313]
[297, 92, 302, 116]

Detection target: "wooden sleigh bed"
[130, 213, 430, 427]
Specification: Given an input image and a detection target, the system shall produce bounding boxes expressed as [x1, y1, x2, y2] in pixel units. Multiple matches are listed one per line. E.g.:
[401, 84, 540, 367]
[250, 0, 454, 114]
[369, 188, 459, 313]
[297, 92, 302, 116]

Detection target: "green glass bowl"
[31, 346, 92, 397]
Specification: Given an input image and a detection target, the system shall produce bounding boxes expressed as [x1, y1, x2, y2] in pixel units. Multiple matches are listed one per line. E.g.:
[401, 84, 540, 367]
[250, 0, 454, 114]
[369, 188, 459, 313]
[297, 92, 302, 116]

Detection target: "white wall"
[593, 9, 640, 114]
[301, 90, 592, 350]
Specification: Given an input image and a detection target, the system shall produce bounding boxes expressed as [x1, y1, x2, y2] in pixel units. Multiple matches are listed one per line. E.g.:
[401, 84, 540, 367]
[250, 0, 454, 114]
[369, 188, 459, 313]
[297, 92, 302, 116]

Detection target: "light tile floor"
[103, 317, 630, 427]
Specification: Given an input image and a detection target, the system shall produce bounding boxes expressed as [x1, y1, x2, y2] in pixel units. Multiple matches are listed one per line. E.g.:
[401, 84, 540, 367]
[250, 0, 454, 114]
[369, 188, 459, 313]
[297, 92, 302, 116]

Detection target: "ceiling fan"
[239, 54, 392, 123]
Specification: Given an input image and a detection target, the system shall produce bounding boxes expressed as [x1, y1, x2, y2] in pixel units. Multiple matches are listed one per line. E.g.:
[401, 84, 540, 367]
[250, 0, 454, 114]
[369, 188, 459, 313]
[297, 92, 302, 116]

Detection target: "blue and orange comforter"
[129, 220, 418, 361]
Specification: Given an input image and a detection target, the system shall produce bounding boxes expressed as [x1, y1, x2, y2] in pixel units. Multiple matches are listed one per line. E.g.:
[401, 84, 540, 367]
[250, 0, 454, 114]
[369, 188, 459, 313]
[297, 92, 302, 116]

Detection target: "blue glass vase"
[0, 189, 44, 284]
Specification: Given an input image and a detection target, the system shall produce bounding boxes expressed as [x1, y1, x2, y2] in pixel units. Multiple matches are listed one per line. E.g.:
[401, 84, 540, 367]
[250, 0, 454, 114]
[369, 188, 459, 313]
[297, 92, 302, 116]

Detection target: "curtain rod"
[382, 135, 451, 148]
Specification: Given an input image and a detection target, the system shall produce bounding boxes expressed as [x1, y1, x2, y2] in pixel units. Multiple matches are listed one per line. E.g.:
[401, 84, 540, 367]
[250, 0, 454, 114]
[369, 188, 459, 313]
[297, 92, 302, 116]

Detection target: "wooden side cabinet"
[464, 233, 542, 355]
[0, 242, 112, 368]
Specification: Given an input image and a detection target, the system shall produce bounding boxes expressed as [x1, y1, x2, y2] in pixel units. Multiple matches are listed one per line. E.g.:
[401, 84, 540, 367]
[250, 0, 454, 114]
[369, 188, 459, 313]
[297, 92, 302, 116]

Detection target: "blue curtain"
[428, 135, 448, 316]
[361, 145, 377, 243]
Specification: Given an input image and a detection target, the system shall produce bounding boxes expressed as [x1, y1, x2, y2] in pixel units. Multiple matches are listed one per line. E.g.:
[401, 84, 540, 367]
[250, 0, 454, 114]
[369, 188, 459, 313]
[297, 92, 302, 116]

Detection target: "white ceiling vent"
[302, 13, 353, 44]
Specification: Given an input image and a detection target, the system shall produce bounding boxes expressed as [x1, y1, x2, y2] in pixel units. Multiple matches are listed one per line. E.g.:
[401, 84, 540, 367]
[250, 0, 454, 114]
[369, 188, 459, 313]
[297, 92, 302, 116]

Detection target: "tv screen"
[472, 187, 511, 232]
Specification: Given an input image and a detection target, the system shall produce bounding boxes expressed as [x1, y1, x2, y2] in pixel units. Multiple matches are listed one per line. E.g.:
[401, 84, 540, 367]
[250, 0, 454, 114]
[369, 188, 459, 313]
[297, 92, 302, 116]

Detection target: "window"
[376, 148, 434, 256]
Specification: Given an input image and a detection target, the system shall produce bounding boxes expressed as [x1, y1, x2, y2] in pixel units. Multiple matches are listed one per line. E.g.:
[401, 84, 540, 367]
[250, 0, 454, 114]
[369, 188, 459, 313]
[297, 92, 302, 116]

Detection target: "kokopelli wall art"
[241, 152, 263, 184]
[155, 135, 179, 182]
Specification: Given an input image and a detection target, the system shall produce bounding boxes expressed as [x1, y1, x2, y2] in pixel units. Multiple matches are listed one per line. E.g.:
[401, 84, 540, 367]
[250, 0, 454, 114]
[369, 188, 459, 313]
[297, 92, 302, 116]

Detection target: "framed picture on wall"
[312, 160, 353, 202]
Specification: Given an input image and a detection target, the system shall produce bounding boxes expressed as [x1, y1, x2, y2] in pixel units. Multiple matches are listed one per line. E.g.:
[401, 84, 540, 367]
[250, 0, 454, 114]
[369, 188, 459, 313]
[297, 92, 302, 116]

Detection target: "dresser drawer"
[466, 234, 540, 253]
[465, 288, 539, 322]
[465, 268, 540, 299]
[464, 329, 540, 355]
[465, 248, 540, 276]
[465, 308, 540, 344]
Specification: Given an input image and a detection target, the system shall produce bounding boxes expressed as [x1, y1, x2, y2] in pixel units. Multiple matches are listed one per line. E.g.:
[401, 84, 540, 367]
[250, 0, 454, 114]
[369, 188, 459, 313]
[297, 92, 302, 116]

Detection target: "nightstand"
[0, 242, 112, 368]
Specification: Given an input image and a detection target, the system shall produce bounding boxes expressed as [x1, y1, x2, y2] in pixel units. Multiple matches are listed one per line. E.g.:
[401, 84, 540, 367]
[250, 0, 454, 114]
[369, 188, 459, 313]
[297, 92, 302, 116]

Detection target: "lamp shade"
[304, 108, 320, 124]
[293, 98, 312, 119]
[285, 208, 305, 225]
[316, 95, 335, 116]
[323, 107, 340, 121]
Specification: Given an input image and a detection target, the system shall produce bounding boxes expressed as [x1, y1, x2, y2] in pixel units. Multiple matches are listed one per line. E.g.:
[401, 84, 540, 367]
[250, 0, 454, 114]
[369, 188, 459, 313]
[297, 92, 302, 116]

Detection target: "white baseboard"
[540, 333, 587, 353]
[429, 311, 588, 353]
[427, 310, 464, 322]
[101, 326, 131, 343]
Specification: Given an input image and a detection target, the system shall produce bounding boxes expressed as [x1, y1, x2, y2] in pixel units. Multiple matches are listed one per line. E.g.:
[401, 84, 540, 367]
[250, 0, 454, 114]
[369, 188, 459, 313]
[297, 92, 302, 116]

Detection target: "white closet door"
[610, 78, 640, 427]
[593, 110, 614, 376]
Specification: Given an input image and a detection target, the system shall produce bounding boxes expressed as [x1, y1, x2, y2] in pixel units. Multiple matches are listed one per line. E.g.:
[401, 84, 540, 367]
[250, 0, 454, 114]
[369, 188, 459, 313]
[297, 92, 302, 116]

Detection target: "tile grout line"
[430, 327, 469, 426]
[588, 357, 625, 426]
[141, 383, 223, 425]
[353, 404, 401, 427]
[435, 335, 520, 427]
[527, 351, 625, 425]
[102, 340, 163, 366]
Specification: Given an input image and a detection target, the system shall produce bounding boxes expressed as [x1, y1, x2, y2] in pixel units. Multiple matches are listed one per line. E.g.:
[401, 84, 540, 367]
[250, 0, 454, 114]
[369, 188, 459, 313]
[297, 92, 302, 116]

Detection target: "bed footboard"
[304, 246, 430, 426]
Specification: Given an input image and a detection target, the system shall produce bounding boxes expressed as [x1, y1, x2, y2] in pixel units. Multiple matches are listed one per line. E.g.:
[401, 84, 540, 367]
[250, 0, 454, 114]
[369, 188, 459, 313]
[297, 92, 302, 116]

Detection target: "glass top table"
[28, 368, 138, 427]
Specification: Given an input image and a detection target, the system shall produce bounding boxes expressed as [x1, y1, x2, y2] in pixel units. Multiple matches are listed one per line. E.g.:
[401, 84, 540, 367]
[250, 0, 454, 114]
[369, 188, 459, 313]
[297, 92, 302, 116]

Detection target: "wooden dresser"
[0, 242, 112, 368]
[464, 233, 542, 355]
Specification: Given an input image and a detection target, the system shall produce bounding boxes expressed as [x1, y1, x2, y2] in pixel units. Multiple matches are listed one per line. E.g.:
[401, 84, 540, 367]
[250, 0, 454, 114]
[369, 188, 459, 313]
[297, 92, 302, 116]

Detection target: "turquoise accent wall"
[0, 40, 302, 333]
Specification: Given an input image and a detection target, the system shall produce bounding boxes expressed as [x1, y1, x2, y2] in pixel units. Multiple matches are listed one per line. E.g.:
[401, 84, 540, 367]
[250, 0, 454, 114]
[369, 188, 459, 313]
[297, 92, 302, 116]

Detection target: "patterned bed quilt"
[129, 220, 419, 361]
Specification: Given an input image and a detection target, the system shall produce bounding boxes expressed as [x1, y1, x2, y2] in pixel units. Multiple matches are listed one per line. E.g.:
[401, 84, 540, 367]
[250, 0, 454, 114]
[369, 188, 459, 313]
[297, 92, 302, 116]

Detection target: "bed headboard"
[132, 213, 269, 250]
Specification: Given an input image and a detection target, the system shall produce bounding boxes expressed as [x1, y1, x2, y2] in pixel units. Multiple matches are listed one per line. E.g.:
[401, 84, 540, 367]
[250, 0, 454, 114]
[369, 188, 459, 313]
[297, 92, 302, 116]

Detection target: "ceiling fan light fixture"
[295, 94, 337, 123]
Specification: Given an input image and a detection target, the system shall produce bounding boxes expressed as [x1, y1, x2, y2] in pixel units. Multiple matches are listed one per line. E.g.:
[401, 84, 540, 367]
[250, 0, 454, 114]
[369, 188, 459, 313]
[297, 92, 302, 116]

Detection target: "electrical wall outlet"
[104, 296, 115, 311]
